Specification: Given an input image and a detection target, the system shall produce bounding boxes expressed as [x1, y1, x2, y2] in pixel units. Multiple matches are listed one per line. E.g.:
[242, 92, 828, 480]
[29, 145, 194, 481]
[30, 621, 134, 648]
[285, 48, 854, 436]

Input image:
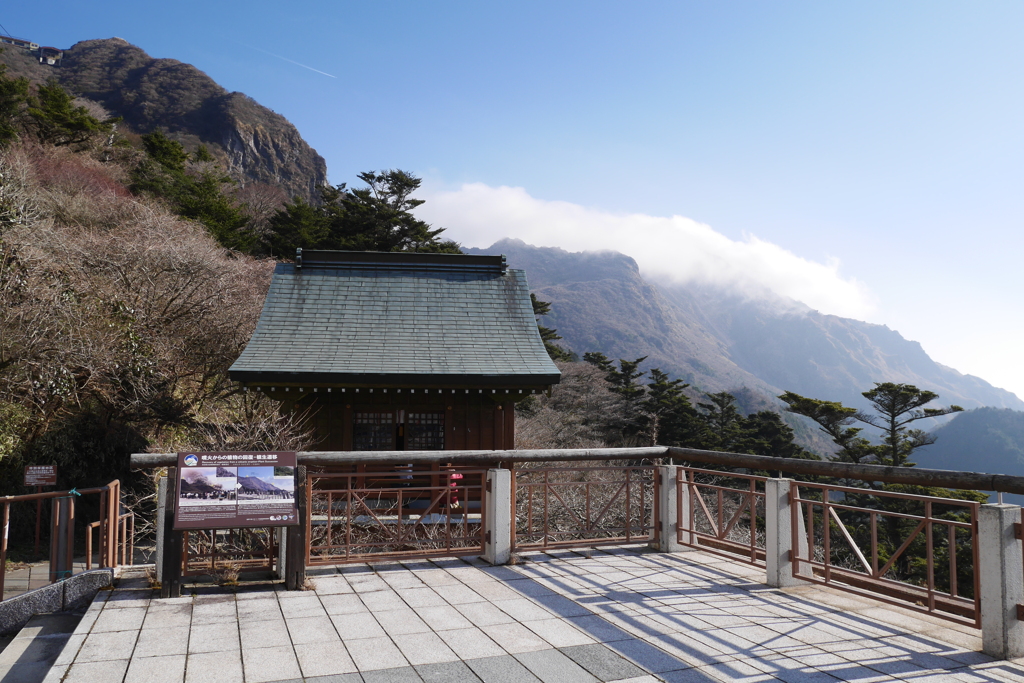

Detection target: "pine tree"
[858, 382, 963, 467]
[530, 294, 574, 362]
[266, 170, 460, 255]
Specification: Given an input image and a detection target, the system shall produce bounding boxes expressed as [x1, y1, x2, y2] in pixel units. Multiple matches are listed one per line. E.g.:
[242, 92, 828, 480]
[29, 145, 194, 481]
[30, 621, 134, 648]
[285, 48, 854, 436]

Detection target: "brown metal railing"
[514, 465, 656, 551]
[676, 467, 767, 565]
[791, 481, 980, 627]
[183, 528, 277, 576]
[85, 512, 135, 571]
[307, 467, 487, 564]
[0, 480, 126, 600]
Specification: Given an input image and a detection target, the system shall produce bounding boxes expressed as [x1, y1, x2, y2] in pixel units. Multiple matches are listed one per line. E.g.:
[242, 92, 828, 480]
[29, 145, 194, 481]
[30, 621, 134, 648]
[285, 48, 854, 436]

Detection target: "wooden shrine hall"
[228, 249, 561, 452]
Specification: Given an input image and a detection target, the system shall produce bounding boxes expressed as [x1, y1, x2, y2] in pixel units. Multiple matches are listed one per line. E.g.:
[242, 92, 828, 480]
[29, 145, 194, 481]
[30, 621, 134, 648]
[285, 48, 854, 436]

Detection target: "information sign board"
[24, 465, 57, 487]
[174, 452, 297, 530]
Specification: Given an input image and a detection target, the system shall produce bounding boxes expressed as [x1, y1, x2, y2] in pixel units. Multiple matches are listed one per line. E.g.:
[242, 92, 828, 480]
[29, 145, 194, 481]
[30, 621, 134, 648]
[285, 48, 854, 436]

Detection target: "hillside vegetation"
[0, 63, 460, 496]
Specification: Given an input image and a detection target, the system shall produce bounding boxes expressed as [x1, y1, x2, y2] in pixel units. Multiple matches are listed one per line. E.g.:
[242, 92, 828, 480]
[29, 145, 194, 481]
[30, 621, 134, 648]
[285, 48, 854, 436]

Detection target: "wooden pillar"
[504, 401, 516, 448]
[160, 466, 183, 598]
[285, 465, 308, 590]
[342, 404, 353, 451]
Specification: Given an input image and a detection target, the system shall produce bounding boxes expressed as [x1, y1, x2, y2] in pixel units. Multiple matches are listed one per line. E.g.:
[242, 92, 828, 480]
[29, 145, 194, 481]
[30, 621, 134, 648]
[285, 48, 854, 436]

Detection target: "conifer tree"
[267, 170, 460, 255]
[530, 294, 574, 362]
[858, 382, 962, 467]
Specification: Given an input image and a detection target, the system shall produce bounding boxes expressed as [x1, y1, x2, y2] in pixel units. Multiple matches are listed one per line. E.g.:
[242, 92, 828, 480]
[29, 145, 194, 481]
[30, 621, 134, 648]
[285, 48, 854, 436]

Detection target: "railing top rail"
[682, 466, 770, 483]
[664, 447, 1024, 495]
[792, 480, 981, 506]
[131, 445, 1024, 495]
[0, 480, 119, 504]
[130, 447, 668, 469]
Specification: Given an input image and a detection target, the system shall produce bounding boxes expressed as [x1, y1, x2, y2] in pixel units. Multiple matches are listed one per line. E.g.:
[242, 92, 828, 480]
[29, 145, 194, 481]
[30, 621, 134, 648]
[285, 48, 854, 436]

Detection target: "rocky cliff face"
[2, 38, 327, 202]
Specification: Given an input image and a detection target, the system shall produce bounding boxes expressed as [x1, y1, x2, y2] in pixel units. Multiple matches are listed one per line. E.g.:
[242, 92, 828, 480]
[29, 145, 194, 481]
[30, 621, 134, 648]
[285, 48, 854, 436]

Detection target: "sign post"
[24, 466, 57, 558]
[163, 452, 297, 597]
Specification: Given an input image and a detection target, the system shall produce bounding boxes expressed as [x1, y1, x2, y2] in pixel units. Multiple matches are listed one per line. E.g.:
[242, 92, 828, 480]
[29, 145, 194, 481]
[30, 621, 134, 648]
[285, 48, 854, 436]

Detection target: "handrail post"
[766, 478, 807, 587]
[108, 481, 119, 567]
[49, 497, 74, 582]
[155, 476, 167, 583]
[160, 467, 183, 598]
[652, 465, 686, 552]
[285, 465, 307, 590]
[980, 503, 1024, 658]
[1, 503, 9, 599]
[482, 468, 511, 565]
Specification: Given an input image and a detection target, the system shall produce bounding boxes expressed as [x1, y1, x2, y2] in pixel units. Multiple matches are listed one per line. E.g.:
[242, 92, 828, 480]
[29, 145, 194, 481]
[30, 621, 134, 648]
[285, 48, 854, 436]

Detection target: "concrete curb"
[0, 569, 113, 635]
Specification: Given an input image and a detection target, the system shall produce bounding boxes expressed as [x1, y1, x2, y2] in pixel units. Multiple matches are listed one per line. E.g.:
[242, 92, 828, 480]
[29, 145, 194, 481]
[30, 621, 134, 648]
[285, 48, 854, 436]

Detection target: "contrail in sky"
[236, 42, 337, 78]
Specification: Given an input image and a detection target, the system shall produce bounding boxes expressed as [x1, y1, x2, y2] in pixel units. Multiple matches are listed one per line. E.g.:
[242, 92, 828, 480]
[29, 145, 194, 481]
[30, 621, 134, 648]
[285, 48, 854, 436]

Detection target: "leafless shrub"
[156, 392, 316, 454]
[514, 462, 655, 547]
[516, 362, 628, 449]
[234, 182, 288, 238]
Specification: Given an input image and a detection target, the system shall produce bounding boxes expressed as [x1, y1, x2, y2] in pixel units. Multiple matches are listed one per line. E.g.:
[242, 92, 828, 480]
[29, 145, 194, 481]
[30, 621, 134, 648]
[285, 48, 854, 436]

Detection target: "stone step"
[0, 612, 82, 683]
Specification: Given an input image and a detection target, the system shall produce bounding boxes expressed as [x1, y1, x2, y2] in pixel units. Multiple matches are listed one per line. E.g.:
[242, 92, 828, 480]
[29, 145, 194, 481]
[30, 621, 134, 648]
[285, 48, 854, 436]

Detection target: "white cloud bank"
[419, 183, 876, 319]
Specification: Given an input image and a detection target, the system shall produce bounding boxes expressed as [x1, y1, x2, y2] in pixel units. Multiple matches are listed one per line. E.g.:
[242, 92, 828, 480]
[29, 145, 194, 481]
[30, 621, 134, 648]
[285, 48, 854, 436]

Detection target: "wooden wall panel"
[289, 389, 525, 452]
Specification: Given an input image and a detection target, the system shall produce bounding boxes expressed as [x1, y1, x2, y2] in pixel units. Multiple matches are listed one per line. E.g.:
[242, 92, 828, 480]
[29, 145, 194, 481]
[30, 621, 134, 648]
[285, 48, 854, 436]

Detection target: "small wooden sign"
[24, 465, 57, 487]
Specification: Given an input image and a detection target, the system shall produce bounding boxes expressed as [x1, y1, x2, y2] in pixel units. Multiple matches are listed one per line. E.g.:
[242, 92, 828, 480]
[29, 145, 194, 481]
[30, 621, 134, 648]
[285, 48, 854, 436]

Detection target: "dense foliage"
[517, 352, 812, 459]
[266, 170, 461, 256]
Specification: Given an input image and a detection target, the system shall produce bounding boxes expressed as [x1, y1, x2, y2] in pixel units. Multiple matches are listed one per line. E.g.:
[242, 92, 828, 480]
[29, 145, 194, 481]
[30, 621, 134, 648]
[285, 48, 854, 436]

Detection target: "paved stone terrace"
[41, 548, 1024, 682]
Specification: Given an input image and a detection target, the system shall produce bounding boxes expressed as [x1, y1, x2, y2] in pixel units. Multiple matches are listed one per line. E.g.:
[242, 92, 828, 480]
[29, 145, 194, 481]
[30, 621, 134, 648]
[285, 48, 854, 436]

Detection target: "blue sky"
[5, 2, 1024, 400]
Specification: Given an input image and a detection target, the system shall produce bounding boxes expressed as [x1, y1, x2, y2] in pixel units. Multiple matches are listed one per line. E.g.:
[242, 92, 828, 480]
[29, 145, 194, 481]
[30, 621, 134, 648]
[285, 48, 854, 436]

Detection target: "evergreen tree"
[132, 131, 252, 251]
[582, 353, 648, 440]
[26, 80, 115, 147]
[642, 369, 698, 447]
[530, 294, 574, 362]
[696, 392, 744, 451]
[858, 382, 963, 467]
[267, 170, 460, 255]
[735, 410, 811, 460]
[779, 391, 876, 464]
[0, 63, 29, 147]
[780, 383, 961, 467]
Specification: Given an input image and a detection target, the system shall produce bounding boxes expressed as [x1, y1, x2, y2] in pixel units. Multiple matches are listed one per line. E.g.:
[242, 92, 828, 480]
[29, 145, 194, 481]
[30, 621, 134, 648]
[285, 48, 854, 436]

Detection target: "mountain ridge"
[470, 239, 1023, 416]
[0, 37, 328, 202]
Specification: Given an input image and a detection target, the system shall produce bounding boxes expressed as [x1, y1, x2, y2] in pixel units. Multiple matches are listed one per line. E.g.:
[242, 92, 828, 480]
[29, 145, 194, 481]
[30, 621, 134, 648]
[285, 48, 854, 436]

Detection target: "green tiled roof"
[229, 251, 561, 386]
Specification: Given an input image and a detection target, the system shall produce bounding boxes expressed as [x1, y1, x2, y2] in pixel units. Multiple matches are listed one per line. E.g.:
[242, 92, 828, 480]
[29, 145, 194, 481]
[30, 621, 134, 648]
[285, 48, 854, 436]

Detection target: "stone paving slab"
[33, 547, 1024, 682]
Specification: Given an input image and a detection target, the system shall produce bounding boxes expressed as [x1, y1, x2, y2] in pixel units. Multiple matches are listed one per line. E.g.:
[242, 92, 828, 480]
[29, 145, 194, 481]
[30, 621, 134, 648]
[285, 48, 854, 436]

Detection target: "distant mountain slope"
[657, 284, 1023, 412]
[0, 38, 327, 201]
[470, 240, 770, 393]
[916, 408, 1024, 475]
[471, 240, 1023, 418]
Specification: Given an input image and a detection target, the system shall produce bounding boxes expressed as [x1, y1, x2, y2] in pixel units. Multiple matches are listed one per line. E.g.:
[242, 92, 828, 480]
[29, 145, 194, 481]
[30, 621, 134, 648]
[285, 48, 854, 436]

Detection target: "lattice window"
[353, 412, 394, 450]
[406, 412, 445, 450]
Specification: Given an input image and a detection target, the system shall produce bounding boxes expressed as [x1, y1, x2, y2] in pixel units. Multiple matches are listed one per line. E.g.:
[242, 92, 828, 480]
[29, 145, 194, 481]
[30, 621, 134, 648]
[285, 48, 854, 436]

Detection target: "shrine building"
[228, 249, 561, 452]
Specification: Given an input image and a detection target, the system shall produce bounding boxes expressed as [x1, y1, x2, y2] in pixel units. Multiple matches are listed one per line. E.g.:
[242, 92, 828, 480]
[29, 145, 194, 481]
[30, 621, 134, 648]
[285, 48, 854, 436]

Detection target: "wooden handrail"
[0, 481, 119, 504]
[130, 445, 1024, 495]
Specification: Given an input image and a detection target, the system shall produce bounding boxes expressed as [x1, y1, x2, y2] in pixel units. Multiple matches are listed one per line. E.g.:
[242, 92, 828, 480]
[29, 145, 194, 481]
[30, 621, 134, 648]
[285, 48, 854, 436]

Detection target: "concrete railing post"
[483, 468, 511, 565]
[980, 503, 1024, 659]
[155, 476, 167, 583]
[652, 466, 689, 552]
[766, 478, 806, 588]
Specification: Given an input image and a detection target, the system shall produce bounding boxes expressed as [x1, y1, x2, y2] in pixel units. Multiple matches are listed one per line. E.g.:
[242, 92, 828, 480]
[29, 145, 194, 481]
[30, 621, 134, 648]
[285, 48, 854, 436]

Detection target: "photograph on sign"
[174, 452, 297, 530]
